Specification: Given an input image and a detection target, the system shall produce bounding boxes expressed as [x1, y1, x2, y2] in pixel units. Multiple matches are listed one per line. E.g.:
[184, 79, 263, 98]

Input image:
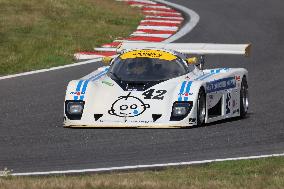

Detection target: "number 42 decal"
[142, 89, 167, 100]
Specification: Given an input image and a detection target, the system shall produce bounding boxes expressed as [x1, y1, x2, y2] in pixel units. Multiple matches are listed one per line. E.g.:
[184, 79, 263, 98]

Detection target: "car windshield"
[108, 55, 189, 82]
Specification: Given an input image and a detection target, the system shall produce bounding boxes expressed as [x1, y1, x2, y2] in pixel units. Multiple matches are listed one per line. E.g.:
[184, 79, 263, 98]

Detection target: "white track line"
[0, 0, 199, 80]
[74, 55, 106, 60]
[0, 59, 102, 80]
[10, 153, 284, 176]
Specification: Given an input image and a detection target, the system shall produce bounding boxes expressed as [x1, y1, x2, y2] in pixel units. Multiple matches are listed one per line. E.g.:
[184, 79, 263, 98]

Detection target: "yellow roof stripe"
[120, 50, 177, 61]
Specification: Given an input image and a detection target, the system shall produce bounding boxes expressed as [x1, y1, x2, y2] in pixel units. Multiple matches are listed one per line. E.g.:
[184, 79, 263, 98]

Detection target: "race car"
[64, 42, 250, 128]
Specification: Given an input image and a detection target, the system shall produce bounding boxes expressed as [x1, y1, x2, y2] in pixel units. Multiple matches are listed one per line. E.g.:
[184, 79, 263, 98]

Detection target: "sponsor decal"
[178, 81, 193, 101]
[126, 120, 152, 123]
[206, 77, 236, 93]
[235, 75, 241, 81]
[109, 92, 150, 118]
[70, 91, 85, 95]
[102, 80, 114, 86]
[99, 120, 152, 124]
[120, 49, 177, 61]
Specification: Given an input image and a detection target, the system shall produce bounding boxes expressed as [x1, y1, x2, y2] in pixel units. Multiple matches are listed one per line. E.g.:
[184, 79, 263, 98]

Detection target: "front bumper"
[63, 119, 196, 128]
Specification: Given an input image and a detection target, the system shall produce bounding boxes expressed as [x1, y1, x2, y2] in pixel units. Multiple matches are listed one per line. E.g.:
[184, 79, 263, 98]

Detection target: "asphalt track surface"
[0, 0, 284, 173]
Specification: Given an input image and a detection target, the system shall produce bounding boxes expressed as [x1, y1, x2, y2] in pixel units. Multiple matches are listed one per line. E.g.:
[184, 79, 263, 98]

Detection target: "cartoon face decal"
[108, 92, 150, 117]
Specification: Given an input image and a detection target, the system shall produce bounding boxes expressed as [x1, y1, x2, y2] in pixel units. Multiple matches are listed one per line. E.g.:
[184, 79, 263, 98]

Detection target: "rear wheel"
[197, 89, 206, 126]
[240, 76, 249, 118]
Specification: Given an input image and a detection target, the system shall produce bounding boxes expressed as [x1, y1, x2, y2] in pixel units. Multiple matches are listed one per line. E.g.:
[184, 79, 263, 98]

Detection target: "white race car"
[64, 42, 250, 128]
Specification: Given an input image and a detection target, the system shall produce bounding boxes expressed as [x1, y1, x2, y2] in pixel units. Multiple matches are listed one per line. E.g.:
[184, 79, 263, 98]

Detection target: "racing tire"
[240, 76, 249, 118]
[197, 88, 206, 126]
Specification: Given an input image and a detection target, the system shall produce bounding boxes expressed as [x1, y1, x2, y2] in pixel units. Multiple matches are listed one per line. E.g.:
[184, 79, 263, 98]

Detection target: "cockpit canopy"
[108, 49, 193, 82]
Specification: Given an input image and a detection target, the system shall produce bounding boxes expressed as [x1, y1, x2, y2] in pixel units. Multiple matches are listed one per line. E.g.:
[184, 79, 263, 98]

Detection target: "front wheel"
[197, 89, 206, 126]
[240, 76, 249, 118]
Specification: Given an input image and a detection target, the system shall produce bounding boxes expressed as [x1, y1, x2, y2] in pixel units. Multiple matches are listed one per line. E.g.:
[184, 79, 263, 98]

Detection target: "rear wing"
[117, 42, 251, 57]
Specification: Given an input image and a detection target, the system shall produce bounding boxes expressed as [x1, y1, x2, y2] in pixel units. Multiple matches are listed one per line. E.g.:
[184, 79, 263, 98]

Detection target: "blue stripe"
[216, 69, 221, 73]
[185, 81, 192, 93]
[200, 73, 215, 80]
[196, 68, 229, 81]
[78, 80, 90, 101]
[74, 80, 84, 100]
[81, 80, 89, 94]
[91, 71, 108, 81]
[210, 69, 222, 74]
[184, 81, 192, 101]
[178, 81, 187, 101]
[179, 81, 187, 93]
[88, 71, 106, 81]
[210, 68, 229, 74]
[76, 80, 83, 92]
[87, 68, 109, 81]
[195, 73, 210, 80]
[73, 68, 109, 101]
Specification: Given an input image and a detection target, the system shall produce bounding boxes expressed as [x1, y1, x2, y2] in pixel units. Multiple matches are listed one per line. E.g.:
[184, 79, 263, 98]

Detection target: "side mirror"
[186, 57, 198, 64]
[102, 56, 113, 65]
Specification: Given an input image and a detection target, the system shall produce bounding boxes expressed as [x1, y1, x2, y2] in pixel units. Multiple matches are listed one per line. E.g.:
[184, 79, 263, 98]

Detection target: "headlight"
[65, 100, 85, 120]
[170, 101, 193, 121]
[67, 102, 84, 114]
[173, 106, 188, 116]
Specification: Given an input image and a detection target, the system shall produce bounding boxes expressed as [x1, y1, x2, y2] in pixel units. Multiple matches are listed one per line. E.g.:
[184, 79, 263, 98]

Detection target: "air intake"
[126, 83, 146, 91]
[94, 114, 103, 121]
[152, 114, 162, 122]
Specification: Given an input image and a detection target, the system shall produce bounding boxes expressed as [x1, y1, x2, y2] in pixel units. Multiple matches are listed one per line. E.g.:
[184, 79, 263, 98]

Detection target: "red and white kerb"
[74, 0, 184, 60]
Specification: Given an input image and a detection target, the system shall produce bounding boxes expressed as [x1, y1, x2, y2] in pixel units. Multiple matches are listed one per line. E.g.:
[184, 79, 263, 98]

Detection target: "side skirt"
[205, 89, 240, 124]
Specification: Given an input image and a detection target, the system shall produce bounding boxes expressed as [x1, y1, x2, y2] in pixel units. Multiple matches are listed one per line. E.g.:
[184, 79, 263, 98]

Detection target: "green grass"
[0, 0, 143, 76]
[0, 157, 283, 189]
